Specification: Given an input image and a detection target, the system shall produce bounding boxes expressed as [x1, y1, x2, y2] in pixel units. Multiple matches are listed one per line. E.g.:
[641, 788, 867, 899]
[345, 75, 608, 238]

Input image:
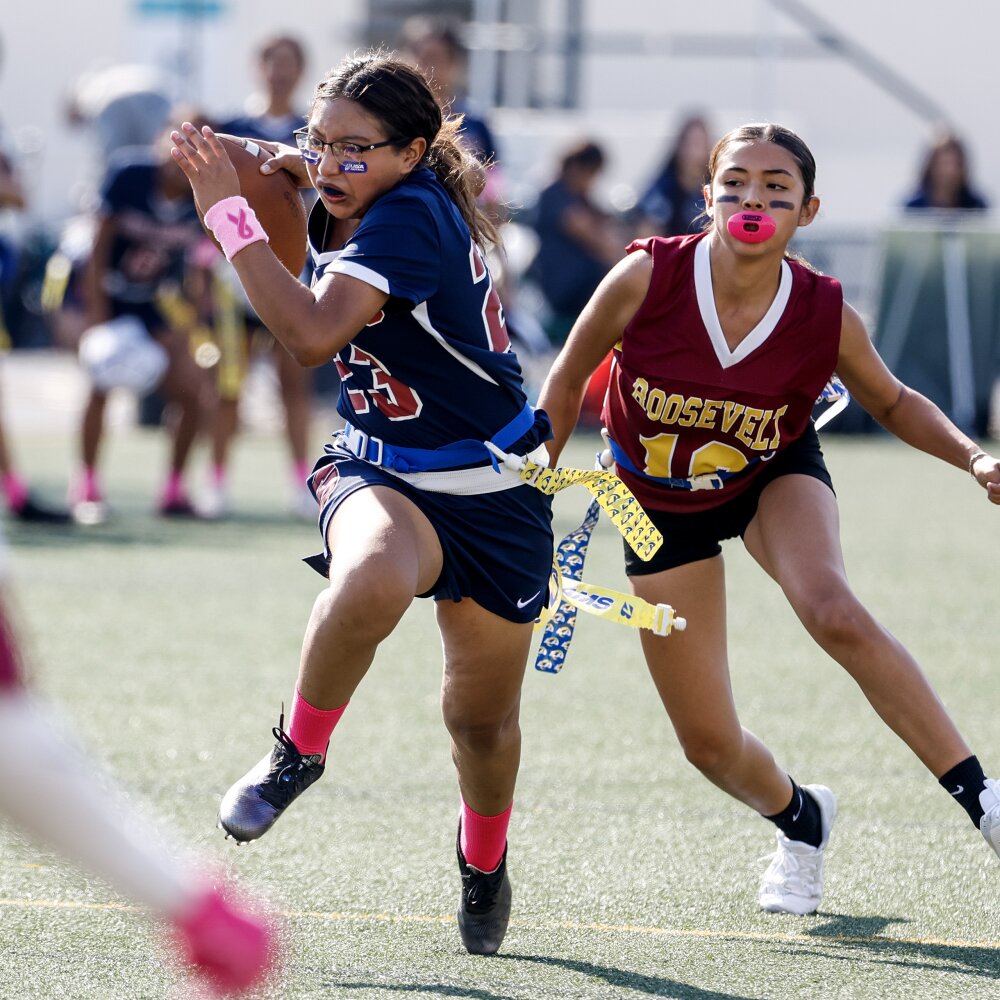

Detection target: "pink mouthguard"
[727, 212, 777, 243]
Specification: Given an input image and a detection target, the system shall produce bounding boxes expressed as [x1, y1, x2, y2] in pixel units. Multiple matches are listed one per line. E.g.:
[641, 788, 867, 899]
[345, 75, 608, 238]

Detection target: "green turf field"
[1, 424, 999, 999]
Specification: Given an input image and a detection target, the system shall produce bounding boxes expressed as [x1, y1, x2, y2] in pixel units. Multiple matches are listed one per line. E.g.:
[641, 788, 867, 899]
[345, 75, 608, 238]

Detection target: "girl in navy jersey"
[538, 123, 1000, 916]
[170, 52, 553, 955]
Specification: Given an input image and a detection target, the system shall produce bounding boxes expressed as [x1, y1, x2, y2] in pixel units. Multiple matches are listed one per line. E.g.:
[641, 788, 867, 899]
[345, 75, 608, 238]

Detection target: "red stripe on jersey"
[469, 240, 510, 352]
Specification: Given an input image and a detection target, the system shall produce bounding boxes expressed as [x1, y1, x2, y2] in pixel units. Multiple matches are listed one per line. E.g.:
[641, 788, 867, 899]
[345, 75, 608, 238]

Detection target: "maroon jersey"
[604, 233, 842, 513]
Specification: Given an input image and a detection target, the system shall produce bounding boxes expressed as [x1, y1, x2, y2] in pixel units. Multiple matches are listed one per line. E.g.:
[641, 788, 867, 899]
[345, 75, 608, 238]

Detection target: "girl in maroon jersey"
[538, 122, 1000, 916]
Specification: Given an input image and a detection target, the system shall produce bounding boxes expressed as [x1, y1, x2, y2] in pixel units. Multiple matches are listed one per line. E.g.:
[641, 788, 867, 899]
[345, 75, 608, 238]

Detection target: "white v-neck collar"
[694, 237, 792, 369]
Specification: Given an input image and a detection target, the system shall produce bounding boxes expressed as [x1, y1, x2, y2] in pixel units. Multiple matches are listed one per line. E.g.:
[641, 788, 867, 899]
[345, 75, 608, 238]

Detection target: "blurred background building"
[2, 0, 998, 434]
[3, 1, 993, 229]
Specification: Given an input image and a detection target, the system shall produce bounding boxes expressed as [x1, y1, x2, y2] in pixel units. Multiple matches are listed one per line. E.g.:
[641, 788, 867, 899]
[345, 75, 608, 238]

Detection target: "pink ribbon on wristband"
[203, 195, 269, 261]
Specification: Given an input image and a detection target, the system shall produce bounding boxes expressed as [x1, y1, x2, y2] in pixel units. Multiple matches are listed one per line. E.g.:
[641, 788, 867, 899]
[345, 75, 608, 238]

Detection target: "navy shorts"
[304, 443, 554, 624]
[624, 422, 835, 576]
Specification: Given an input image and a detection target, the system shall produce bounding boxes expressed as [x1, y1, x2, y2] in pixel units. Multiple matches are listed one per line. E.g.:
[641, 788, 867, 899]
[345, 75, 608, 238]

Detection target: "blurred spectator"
[632, 113, 713, 237]
[0, 410, 71, 524]
[218, 34, 306, 147]
[903, 129, 988, 212]
[401, 17, 499, 174]
[202, 35, 315, 520]
[71, 114, 211, 524]
[65, 63, 171, 167]
[0, 41, 70, 525]
[0, 129, 27, 342]
[526, 140, 624, 345]
[66, 63, 175, 427]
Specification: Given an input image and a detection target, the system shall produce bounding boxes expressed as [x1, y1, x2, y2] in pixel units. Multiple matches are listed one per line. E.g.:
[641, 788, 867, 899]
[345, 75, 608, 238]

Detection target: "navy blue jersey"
[98, 150, 202, 305]
[309, 167, 533, 451]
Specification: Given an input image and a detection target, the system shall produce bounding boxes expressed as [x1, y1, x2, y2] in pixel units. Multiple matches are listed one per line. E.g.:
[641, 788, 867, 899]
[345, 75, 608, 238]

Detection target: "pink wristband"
[203, 195, 269, 261]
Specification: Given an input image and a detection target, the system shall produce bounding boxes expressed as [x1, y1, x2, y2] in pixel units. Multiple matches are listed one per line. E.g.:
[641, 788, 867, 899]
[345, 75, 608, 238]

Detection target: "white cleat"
[759, 784, 837, 916]
[72, 500, 108, 526]
[979, 778, 1000, 858]
[197, 483, 230, 520]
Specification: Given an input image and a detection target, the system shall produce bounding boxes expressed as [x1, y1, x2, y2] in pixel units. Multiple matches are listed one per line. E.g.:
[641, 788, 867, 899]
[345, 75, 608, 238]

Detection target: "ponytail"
[425, 116, 500, 249]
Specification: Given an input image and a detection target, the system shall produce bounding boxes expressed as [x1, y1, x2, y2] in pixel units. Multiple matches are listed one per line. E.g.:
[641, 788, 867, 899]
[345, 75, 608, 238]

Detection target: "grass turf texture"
[1, 424, 998, 998]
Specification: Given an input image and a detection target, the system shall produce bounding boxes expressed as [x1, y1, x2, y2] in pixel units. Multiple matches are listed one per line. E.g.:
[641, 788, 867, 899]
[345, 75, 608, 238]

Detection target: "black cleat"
[12, 495, 72, 524]
[159, 496, 202, 519]
[456, 828, 511, 955]
[218, 719, 324, 843]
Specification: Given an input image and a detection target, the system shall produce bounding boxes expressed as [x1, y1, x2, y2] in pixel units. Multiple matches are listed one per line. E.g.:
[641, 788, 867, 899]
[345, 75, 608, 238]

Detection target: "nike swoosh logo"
[951, 784, 964, 797]
[516, 591, 541, 609]
[791, 791, 803, 822]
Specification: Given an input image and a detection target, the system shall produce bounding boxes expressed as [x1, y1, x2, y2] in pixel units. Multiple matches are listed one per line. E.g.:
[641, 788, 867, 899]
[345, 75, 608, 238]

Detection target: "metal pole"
[563, 0, 583, 109]
[470, 0, 502, 109]
[941, 233, 976, 432]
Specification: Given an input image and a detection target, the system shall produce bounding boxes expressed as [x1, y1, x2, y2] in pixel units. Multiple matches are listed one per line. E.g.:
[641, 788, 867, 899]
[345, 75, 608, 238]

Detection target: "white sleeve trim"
[326, 259, 391, 294]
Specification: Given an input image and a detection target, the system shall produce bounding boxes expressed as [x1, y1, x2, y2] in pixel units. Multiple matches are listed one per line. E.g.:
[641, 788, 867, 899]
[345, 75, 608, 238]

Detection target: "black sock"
[938, 755, 987, 827]
[765, 779, 823, 848]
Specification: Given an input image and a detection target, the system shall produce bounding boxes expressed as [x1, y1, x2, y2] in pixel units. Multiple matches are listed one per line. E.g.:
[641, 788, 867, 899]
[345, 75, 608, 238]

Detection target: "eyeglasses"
[294, 129, 401, 165]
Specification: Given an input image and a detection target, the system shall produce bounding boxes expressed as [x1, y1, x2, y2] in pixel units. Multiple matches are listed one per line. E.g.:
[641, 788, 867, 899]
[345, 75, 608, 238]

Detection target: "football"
[204, 134, 309, 276]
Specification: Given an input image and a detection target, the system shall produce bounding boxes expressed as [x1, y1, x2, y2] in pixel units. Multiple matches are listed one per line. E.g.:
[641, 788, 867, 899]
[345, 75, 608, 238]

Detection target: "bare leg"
[0, 410, 14, 477]
[295, 486, 443, 708]
[437, 600, 534, 815]
[436, 598, 543, 956]
[218, 484, 444, 844]
[157, 329, 203, 478]
[632, 557, 793, 816]
[211, 397, 240, 471]
[744, 475, 971, 777]
[80, 387, 108, 471]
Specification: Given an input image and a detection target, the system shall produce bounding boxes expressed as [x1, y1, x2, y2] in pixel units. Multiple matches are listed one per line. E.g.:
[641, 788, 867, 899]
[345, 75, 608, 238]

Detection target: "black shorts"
[624, 423, 835, 576]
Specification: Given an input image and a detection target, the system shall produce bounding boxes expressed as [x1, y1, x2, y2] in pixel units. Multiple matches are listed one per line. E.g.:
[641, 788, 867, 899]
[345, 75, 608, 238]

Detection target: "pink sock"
[293, 459, 310, 485]
[460, 799, 511, 873]
[78, 466, 101, 503]
[1, 472, 29, 512]
[162, 471, 185, 505]
[286, 688, 346, 762]
[211, 464, 227, 488]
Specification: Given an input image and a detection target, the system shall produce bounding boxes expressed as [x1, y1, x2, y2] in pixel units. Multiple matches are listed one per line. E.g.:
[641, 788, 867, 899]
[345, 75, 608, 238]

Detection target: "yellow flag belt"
[485, 443, 686, 674]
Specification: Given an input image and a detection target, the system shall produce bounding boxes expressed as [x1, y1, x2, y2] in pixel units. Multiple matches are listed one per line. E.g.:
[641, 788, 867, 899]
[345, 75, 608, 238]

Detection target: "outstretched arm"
[170, 122, 387, 367]
[836, 301, 1000, 503]
[537, 251, 652, 464]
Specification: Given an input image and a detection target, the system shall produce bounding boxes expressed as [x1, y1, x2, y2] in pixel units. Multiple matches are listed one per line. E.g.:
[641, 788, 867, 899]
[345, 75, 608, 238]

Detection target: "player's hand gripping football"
[169, 122, 242, 217]
[255, 140, 312, 188]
